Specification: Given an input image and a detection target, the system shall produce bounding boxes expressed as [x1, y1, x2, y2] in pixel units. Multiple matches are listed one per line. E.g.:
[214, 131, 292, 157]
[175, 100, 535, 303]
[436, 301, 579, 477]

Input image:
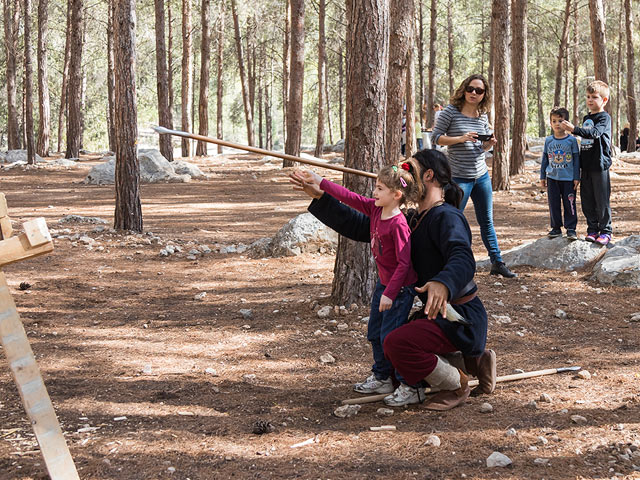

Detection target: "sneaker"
[490, 261, 517, 278]
[383, 383, 425, 406]
[566, 230, 578, 241]
[353, 374, 394, 394]
[585, 232, 598, 242]
[547, 229, 562, 238]
[595, 233, 611, 246]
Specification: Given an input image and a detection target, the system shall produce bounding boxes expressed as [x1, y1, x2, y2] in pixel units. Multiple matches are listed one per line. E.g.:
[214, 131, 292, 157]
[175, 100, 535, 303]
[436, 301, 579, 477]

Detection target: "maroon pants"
[383, 317, 458, 386]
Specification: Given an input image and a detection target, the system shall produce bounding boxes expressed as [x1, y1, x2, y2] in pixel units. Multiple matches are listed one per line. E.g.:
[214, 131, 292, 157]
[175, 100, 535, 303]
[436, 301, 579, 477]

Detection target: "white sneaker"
[353, 374, 394, 394]
[384, 383, 425, 406]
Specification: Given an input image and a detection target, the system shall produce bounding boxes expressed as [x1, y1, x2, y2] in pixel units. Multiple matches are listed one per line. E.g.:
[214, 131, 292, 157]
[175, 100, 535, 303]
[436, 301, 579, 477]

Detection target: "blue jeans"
[454, 171, 503, 263]
[368, 280, 416, 380]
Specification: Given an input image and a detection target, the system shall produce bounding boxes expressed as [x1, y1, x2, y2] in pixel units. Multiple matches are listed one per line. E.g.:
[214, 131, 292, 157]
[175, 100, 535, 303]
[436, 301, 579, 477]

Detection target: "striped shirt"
[431, 104, 491, 179]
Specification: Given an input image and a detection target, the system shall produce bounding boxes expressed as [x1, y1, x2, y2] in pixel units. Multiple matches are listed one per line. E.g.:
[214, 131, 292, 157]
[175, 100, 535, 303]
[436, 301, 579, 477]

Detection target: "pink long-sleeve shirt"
[320, 179, 417, 300]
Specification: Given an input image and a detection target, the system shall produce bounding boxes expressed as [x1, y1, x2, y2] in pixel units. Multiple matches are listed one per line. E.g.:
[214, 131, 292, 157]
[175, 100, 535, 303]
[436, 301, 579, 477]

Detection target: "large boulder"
[476, 236, 605, 272]
[248, 213, 338, 257]
[593, 235, 640, 287]
[84, 149, 198, 184]
[0, 150, 44, 164]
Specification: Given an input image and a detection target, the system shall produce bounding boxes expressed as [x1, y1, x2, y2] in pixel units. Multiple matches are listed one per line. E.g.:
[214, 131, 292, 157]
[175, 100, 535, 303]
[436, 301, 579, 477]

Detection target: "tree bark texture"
[447, 0, 454, 98]
[284, 0, 304, 161]
[113, 0, 142, 232]
[314, 0, 326, 158]
[588, 0, 609, 86]
[571, 0, 579, 125]
[181, 0, 193, 156]
[65, 0, 83, 159]
[338, 45, 344, 140]
[536, 52, 546, 137]
[4, 0, 21, 149]
[56, 0, 71, 153]
[282, 0, 290, 147]
[405, 37, 416, 157]
[425, 0, 437, 128]
[417, 0, 424, 125]
[231, 0, 255, 146]
[553, 0, 571, 108]
[107, 0, 115, 152]
[36, 0, 50, 157]
[196, 0, 211, 156]
[155, 0, 174, 160]
[385, 0, 413, 164]
[510, 0, 527, 175]
[23, 0, 35, 164]
[624, 0, 637, 152]
[490, 0, 510, 190]
[167, 0, 174, 114]
[331, 0, 389, 305]
[216, 4, 224, 154]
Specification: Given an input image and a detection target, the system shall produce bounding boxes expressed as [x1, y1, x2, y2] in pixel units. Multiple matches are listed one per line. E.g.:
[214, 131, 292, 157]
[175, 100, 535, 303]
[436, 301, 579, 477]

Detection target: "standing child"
[562, 80, 613, 245]
[540, 107, 580, 240]
[298, 165, 418, 394]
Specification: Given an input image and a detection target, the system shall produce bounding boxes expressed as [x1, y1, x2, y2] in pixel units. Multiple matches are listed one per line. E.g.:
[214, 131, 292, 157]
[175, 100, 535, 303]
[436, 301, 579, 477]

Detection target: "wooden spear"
[152, 126, 378, 179]
[341, 366, 582, 405]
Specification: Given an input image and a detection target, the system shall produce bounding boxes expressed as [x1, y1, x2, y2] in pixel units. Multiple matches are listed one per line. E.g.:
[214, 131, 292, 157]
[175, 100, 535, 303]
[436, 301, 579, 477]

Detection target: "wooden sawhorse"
[0, 193, 79, 479]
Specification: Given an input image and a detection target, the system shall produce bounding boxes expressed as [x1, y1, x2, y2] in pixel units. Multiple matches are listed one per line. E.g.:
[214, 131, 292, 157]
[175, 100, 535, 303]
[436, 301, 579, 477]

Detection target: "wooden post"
[0, 195, 80, 480]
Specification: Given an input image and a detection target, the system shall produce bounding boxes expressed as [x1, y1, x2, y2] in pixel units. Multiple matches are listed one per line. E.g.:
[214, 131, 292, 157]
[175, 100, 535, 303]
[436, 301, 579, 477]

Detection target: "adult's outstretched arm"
[308, 194, 371, 243]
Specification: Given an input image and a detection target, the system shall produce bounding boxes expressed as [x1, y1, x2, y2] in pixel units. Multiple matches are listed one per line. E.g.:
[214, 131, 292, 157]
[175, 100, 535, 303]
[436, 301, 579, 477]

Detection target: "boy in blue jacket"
[540, 107, 580, 240]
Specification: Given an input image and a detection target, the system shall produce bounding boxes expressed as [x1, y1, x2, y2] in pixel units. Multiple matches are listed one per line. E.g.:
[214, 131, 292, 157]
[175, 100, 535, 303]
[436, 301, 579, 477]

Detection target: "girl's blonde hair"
[377, 163, 420, 206]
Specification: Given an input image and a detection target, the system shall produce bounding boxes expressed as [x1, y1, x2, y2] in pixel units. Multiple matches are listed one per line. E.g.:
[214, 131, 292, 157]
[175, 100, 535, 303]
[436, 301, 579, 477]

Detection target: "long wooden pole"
[152, 125, 378, 179]
[341, 366, 582, 405]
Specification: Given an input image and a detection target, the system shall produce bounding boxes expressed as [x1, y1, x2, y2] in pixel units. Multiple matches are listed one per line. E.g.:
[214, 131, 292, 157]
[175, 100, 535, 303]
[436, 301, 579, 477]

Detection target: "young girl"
[299, 164, 418, 394]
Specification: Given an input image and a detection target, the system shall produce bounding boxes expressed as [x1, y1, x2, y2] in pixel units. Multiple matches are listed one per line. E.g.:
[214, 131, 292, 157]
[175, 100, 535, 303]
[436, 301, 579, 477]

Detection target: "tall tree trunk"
[624, 0, 637, 152]
[417, 0, 424, 125]
[571, 0, 579, 125]
[181, 0, 193, 156]
[23, 0, 35, 164]
[155, 0, 174, 160]
[386, 0, 414, 163]
[248, 19, 256, 124]
[4, 0, 21, 149]
[56, 0, 70, 153]
[614, 0, 623, 143]
[282, 0, 290, 146]
[196, 0, 211, 156]
[447, 0, 454, 98]
[425, 0, 436, 128]
[338, 44, 344, 140]
[536, 51, 545, 137]
[113, 0, 142, 232]
[332, 0, 389, 305]
[65, 0, 83, 159]
[510, 0, 527, 175]
[490, 0, 510, 190]
[231, 0, 255, 146]
[36, 0, 50, 157]
[79, 6, 86, 150]
[284, 0, 304, 161]
[553, 0, 571, 108]
[167, 0, 174, 114]
[216, 4, 224, 153]
[325, 62, 333, 145]
[405, 35, 416, 157]
[107, 0, 116, 152]
[314, 0, 326, 158]
[588, 0, 609, 92]
[266, 57, 273, 150]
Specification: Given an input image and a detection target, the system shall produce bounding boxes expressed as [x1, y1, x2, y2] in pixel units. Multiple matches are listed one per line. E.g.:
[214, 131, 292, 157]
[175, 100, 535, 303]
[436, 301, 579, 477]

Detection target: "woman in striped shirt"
[431, 74, 516, 278]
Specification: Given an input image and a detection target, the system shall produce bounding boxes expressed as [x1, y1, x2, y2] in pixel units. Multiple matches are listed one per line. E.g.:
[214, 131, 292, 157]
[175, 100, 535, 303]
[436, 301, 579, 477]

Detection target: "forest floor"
[1, 149, 640, 480]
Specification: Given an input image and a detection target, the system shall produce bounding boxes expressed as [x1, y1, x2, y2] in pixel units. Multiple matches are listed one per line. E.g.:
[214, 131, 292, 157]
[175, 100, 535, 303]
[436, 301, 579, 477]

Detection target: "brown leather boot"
[424, 369, 470, 411]
[465, 349, 497, 396]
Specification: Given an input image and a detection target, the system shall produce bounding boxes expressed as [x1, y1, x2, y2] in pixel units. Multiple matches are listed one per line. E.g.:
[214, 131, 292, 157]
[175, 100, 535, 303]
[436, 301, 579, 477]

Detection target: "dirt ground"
[1, 149, 640, 480]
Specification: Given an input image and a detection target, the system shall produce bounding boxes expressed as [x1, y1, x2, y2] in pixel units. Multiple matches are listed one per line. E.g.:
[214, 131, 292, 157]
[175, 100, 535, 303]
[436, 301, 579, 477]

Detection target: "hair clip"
[401, 162, 411, 171]
[392, 165, 398, 172]
[400, 178, 407, 188]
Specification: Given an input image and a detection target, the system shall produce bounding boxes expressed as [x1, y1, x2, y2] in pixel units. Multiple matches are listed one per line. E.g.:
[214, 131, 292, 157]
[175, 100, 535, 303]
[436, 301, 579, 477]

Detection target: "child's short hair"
[550, 107, 569, 121]
[377, 164, 418, 206]
[587, 80, 610, 99]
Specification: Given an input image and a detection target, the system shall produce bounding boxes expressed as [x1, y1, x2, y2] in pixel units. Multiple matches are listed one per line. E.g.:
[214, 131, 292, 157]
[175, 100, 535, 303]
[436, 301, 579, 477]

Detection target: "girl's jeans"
[368, 280, 416, 380]
[454, 171, 503, 264]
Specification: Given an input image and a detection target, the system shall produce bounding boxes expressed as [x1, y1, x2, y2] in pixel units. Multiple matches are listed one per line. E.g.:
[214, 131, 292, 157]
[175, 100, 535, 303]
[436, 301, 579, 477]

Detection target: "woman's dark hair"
[450, 74, 491, 114]
[405, 149, 463, 208]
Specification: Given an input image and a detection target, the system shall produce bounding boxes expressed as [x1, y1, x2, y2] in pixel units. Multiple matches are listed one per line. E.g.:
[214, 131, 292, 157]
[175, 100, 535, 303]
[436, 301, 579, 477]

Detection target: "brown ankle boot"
[465, 349, 497, 396]
[425, 370, 471, 411]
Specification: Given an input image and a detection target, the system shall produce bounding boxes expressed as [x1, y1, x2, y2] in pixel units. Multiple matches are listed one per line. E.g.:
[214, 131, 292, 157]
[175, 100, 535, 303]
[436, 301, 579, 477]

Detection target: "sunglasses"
[465, 86, 486, 95]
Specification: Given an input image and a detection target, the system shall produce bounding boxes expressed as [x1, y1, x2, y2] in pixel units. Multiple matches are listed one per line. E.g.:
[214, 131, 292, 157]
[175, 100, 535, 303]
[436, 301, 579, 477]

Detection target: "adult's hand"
[482, 136, 497, 151]
[289, 171, 324, 199]
[415, 280, 449, 320]
[458, 132, 478, 144]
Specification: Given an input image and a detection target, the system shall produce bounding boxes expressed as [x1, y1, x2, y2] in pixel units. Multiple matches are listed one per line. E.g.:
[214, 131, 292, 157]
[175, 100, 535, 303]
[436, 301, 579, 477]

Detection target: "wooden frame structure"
[0, 193, 79, 479]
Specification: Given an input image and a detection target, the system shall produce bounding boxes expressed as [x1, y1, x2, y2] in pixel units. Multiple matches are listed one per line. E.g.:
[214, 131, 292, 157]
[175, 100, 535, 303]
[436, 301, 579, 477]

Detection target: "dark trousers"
[580, 169, 612, 235]
[547, 178, 577, 230]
